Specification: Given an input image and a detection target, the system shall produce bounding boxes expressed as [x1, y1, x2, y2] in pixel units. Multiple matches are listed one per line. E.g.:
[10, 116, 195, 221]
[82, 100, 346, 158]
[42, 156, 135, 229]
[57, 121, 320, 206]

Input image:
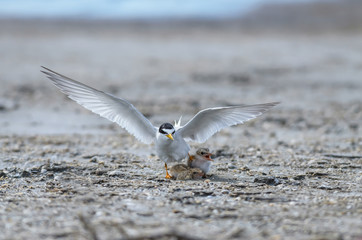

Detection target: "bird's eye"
[201, 151, 205, 155]
[172, 131, 175, 134]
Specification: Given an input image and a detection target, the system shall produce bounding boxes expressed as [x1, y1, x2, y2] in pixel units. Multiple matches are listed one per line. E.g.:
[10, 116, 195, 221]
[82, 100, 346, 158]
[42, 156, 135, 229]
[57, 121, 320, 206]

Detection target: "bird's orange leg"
[187, 153, 194, 167]
[165, 163, 172, 179]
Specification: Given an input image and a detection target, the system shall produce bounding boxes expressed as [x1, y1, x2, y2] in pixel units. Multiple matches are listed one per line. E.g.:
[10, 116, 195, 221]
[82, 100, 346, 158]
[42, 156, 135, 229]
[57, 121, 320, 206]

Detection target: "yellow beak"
[166, 133, 174, 141]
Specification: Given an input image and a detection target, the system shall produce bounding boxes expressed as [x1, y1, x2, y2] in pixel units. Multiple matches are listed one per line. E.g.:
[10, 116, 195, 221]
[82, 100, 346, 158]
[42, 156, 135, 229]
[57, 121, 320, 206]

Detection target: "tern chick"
[188, 148, 213, 175]
[41, 67, 279, 179]
[169, 164, 204, 180]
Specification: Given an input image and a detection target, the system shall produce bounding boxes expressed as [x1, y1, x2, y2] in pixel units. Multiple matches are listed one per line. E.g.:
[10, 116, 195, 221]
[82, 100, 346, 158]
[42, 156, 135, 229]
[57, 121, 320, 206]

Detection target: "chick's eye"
[201, 151, 205, 155]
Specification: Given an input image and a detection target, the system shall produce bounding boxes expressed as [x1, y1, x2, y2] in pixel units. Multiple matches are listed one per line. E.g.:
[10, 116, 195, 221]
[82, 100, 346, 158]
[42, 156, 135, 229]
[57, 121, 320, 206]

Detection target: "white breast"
[155, 132, 190, 163]
[190, 156, 212, 173]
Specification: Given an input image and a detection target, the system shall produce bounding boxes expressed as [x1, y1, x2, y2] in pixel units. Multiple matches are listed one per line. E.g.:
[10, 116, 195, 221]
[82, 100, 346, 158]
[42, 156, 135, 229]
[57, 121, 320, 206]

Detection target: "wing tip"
[40, 66, 58, 79]
[40, 66, 52, 73]
[268, 101, 281, 106]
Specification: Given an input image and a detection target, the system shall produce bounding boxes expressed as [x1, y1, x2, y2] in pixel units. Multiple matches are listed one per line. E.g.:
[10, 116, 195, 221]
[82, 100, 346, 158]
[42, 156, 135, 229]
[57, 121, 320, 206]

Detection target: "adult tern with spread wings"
[41, 67, 279, 178]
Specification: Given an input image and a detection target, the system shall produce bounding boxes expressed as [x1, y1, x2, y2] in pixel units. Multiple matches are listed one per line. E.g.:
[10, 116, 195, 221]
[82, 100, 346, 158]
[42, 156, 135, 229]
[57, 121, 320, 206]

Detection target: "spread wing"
[178, 102, 279, 143]
[41, 66, 157, 144]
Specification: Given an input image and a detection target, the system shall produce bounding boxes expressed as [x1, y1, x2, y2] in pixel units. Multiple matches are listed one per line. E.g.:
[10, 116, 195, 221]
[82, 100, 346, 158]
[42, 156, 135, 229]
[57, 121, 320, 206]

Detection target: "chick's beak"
[204, 153, 213, 161]
[166, 133, 174, 141]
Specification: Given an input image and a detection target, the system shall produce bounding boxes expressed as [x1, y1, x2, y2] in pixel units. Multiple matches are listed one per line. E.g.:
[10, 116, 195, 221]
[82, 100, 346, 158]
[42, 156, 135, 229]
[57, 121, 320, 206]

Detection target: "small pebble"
[228, 164, 236, 169]
[108, 170, 123, 177]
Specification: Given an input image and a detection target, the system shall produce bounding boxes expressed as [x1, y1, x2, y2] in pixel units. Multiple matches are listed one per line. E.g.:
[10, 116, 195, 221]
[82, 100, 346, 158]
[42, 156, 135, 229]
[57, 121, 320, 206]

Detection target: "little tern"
[41, 67, 279, 178]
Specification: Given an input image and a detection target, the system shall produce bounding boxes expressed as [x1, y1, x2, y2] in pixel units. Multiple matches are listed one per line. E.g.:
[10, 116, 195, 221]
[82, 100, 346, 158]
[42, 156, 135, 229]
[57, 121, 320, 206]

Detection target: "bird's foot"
[164, 163, 172, 179]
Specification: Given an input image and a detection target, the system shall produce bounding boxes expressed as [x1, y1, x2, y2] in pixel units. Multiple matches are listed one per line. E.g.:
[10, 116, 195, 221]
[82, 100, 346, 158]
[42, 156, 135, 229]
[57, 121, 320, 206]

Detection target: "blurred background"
[0, 0, 361, 144]
[0, 0, 334, 19]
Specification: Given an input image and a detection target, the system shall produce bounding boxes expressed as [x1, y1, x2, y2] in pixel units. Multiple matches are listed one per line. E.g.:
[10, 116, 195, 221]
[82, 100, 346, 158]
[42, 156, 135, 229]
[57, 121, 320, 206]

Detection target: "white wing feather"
[174, 116, 183, 130]
[178, 102, 279, 143]
[41, 67, 157, 144]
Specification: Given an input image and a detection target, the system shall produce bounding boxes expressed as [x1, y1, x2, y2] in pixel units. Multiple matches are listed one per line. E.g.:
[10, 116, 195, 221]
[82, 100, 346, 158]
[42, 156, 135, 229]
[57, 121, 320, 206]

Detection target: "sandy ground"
[0, 20, 361, 240]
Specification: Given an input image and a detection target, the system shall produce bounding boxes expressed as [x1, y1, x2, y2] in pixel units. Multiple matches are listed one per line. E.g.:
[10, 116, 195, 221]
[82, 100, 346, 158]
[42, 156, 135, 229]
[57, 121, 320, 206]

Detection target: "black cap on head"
[197, 148, 210, 155]
[159, 123, 174, 134]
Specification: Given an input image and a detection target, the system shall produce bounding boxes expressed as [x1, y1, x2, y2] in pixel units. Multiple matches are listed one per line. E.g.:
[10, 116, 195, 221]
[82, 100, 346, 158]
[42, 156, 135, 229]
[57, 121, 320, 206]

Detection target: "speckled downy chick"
[188, 148, 213, 175]
[169, 164, 204, 180]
